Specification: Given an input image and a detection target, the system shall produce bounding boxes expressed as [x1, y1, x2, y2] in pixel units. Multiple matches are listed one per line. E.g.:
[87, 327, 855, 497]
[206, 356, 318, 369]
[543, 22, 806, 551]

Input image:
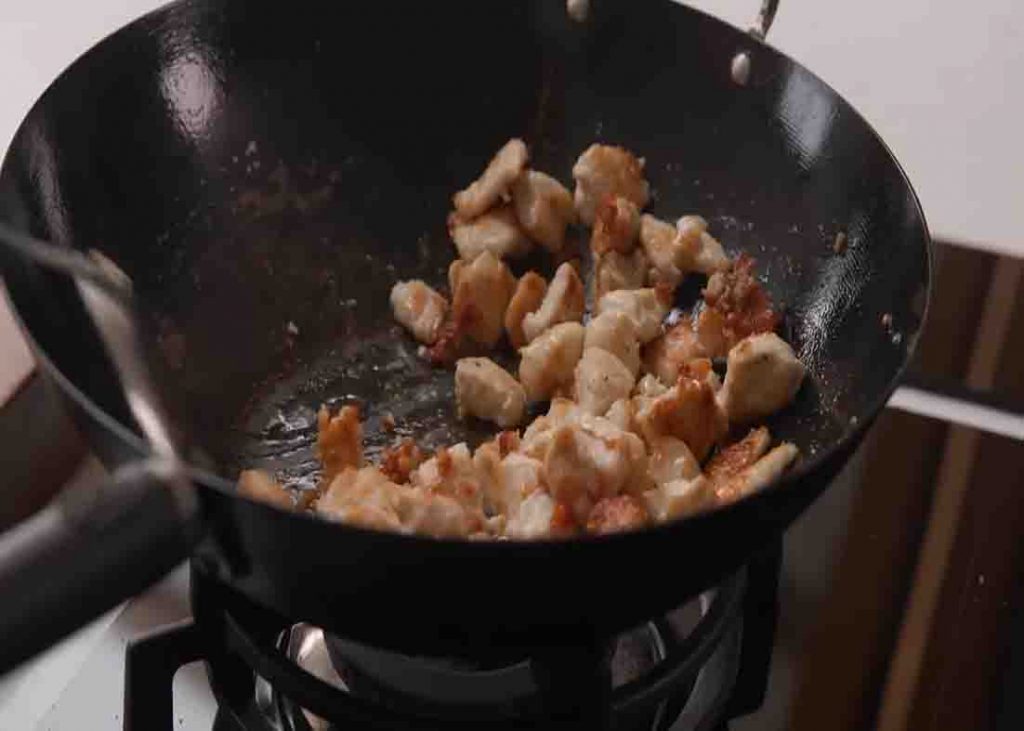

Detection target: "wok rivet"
[731, 52, 752, 86]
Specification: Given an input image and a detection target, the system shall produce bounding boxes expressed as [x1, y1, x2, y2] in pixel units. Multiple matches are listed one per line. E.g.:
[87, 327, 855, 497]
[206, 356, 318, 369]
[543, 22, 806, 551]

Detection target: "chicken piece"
[483, 451, 545, 517]
[410, 442, 485, 513]
[453, 138, 529, 219]
[398, 487, 479, 538]
[718, 333, 805, 423]
[511, 170, 575, 253]
[705, 427, 771, 484]
[584, 310, 641, 377]
[520, 397, 584, 459]
[591, 196, 641, 255]
[647, 435, 701, 487]
[642, 475, 711, 522]
[317, 466, 404, 531]
[449, 205, 532, 261]
[713, 443, 799, 505]
[390, 280, 448, 345]
[596, 288, 669, 343]
[703, 254, 780, 345]
[542, 415, 650, 521]
[634, 373, 669, 397]
[594, 248, 647, 301]
[506, 490, 576, 539]
[450, 250, 517, 348]
[521, 262, 585, 343]
[639, 214, 684, 289]
[574, 347, 636, 416]
[604, 398, 635, 433]
[237, 469, 293, 510]
[378, 439, 425, 484]
[518, 321, 585, 402]
[455, 357, 526, 427]
[634, 375, 727, 461]
[586, 494, 649, 534]
[504, 271, 547, 349]
[572, 144, 650, 225]
[317, 405, 363, 484]
[643, 309, 729, 384]
[676, 215, 729, 275]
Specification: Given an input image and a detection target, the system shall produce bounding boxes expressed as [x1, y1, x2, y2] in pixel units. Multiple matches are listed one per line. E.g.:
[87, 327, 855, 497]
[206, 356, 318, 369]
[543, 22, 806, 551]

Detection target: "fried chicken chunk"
[586, 494, 649, 534]
[675, 215, 729, 275]
[453, 138, 529, 219]
[317, 466, 404, 531]
[390, 280, 448, 344]
[574, 347, 635, 416]
[594, 248, 648, 301]
[702, 254, 780, 345]
[504, 271, 547, 349]
[450, 250, 517, 348]
[237, 469, 293, 510]
[506, 490, 575, 539]
[572, 144, 650, 225]
[521, 262, 586, 343]
[643, 309, 729, 384]
[449, 205, 531, 261]
[718, 333, 805, 424]
[712, 443, 799, 505]
[634, 375, 727, 462]
[596, 288, 669, 343]
[591, 196, 641, 255]
[317, 405, 363, 484]
[642, 475, 711, 522]
[511, 170, 575, 254]
[584, 310, 641, 377]
[455, 357, 526, 427]
[518, 322, 585, 402]
[639, 214, 685, 289]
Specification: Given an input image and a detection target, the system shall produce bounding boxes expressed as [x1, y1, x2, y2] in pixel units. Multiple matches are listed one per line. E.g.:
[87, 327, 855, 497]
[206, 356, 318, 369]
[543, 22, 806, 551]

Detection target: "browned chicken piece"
[409, 442, 486, 514]
[453, 138, 529, 219]
[317, 466, 404, 531]
[703, 254, 781, 346]
[584, 310, 641, 377]
[450, 250, 517, 348]
[574, 347, 635, 416]
[474, 444, 544, 518]
[704, 427, 771, 483]
[642, 475, 711, 522]
[504, 271, 547, 349]
[594, 248, 647, 301]
[586, 494, 649, 534]
[713, 443, 799, 506]
[378, 439, 425, 484]
[237, 469, 294, 510]
[390, 280, 448, 345]
[675, 215, 729, 275]
[317, 404, 363, 484]
[634, 375, 727, 462]
[398, 487, 480, 538]
[639, 214, 684, 290]
[643, 309, 729, 385]
[718, 333, 805, 424]
[520, 397, 584, 459]
[541, 415, 650, 508]
[596, 288, 669, 343]
[521, 262, 585, 343]
[572, 144, 650, 225]
[647, 435, 701, 487]
[518, 322, 585, 402]
[455, 357, 526, 428]
[511, 170, 575, 254]
[591, 196, 641, 255]
[505, 490, 576, 539]
[448, 205, 532, 261]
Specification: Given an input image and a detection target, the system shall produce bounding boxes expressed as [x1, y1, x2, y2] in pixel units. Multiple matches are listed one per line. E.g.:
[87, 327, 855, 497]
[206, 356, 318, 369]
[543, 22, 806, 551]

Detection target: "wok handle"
[0, 459, 200, 674]
[750, 0, 780, 40]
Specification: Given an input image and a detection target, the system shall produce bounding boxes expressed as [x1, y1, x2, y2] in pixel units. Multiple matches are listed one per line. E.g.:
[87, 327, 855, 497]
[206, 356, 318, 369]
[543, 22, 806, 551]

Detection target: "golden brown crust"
[317, 405, 363, 485]
[379, 439, 425, 484]
[504, 271, 547, 348]
[586, 494, 649, 534]
[703, 255, 780, 346]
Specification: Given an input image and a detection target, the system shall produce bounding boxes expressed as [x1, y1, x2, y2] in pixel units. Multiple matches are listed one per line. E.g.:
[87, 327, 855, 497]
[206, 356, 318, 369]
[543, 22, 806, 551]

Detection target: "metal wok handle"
[0, 222, 200, 673]
[750, 0, 780, 40]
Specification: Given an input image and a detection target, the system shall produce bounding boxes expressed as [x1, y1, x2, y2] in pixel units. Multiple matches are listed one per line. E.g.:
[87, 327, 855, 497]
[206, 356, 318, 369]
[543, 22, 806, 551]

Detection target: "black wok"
[0, 0, 930, 671]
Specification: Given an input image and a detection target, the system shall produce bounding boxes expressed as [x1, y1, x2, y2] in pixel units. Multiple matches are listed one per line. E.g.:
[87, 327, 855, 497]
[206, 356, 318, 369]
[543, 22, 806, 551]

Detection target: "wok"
[0, 0, 930, 672]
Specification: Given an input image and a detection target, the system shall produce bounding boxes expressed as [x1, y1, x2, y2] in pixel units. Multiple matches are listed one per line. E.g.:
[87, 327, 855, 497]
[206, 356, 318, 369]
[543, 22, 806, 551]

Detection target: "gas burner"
[125, 549, 780, 731]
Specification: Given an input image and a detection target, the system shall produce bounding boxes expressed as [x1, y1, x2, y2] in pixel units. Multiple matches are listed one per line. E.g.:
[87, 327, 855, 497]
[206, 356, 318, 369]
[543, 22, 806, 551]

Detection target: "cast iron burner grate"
[124, 546, 780, 731]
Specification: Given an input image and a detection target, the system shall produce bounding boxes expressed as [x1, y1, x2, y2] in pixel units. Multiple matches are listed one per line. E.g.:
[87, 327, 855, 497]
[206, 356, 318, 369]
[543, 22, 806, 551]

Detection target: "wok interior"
[2, 0, 927, 495]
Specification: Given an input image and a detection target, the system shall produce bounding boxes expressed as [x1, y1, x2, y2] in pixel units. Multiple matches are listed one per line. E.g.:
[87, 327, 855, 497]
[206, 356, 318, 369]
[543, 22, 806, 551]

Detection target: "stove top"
[121, 549, 779, 731]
